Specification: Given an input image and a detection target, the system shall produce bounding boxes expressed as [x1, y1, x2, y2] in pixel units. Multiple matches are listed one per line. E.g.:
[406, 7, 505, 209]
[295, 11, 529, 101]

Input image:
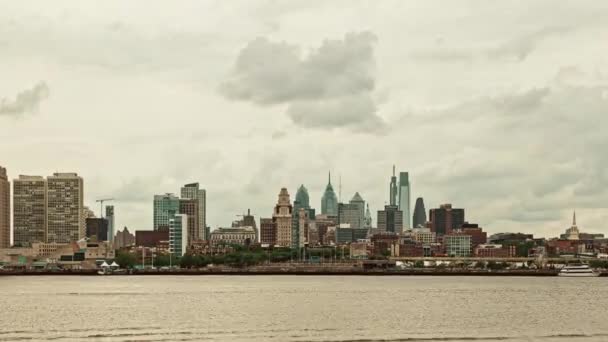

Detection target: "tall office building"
[0, 167, 10, 248]
[260, 218, 276, 246]
[169, 214, 188, 257]
[81, 206, 96, 238]
[412, 197, 426, 228]
[389, 166, 398, 206]
[273, 188, 293, 247]
[321, 172, 338, 217]
[47, 173, 84, 243]
[338, 193, 365, 229]
[292, 185, 310, 249]
[180, 183, 207, 240]
[398, 172, 411, 229]
[429, 203, 465, 236]
[179, 198, 199, 244]
[364, 204, 372, 229]
[153, 193, 179, 231]
[105, 205, 115, 243]
[377, 205, 403, 234]
[295, 184, 310, 208]
[85, 217, 109, 242]
[13, 175, 47, 246]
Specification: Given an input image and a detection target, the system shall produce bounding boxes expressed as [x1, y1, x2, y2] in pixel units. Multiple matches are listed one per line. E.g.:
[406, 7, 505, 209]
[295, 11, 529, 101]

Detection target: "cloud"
[0, 82, 50, 117]
[489, 26, 571, 61]
[220, 32, 385, 132]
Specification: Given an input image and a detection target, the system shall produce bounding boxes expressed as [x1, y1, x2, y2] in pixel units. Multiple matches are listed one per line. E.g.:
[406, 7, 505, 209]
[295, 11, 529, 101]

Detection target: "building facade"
[398, 172, 411, 229]
[114, 227, 135, 248]
[13, 175, 47, 246]
[153, 193, 179, 231]
[444, 234, 472, 257]
[389, 166, 398, 206]
[105, 205, 115, 244]
[273, 188, 293, 247]
[180, 183, 207, 240]
[210, 226, 256, 246]
[260, 218, 276, 246]
[179, 198, 199, 244]
[377, 205, 403, 234]
[0, 167, 9, 248]
[338, 201, 364, 229]
[85, 218, 109, 242]
[321, 173, 338, 217]
[46, 173, 84, 244]
[412, 197, 426, 228]
[169, 214, 188, 257]
[429, 203, 465, 236]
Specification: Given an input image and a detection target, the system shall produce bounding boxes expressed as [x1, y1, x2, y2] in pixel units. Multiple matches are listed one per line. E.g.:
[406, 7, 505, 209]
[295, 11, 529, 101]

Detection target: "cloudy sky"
[1, 1, 608, 238]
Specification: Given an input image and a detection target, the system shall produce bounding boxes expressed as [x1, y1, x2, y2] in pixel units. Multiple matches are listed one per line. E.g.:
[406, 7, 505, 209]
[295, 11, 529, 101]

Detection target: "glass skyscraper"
[153, 193, 179, 231]
[321, 172, 338, 217]
[398, 172, 411, 229]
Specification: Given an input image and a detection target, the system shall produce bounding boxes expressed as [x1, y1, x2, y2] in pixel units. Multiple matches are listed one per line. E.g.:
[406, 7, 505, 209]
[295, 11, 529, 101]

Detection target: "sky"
[1, 1, 608, 238]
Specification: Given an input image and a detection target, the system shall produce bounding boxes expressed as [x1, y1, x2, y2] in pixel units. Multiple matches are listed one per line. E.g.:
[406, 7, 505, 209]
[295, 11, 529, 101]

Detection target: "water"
[0, 276, 607, 342]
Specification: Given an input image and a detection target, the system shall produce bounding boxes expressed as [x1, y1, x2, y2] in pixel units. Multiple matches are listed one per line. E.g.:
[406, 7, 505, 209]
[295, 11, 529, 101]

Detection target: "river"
[0, 276, 606, 341]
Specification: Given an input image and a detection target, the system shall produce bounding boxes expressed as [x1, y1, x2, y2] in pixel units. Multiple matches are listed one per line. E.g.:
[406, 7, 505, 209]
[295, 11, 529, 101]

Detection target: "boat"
[558, 264, 599, 277]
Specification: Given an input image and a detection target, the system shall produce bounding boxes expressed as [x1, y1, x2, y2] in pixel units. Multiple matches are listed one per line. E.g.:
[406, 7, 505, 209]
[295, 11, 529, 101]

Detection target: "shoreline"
[2, 268, 607, 277]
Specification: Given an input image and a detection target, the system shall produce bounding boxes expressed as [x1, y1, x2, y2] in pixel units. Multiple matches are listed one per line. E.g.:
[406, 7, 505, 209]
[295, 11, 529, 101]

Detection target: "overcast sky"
[1, 1, 608, 238]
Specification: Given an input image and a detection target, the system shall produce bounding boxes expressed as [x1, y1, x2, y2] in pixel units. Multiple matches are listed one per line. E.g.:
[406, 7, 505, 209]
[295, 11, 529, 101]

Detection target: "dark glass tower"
[412, 197, 426, 228]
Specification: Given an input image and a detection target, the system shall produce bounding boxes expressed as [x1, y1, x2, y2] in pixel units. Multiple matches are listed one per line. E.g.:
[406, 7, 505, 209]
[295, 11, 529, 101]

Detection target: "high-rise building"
[429, 203, 465, 236]
[398, 172, 411, 229]
[321, 172, 338, 217]
[105, 205, 115, 244]
[338, 193, 365, 229]
[169, 214, 188, 257]
[260, 218, 276, 246]
[85, 218, 109, 242]
[292, 185, 311, 249]
[364, 204, 372, 229]
[389, 166, 397, 206]
[0, 167, 10, 249]
[412, 197, 426, 228]
[179, 198, 199, 244]
[180, 183, 207, 240]
[13, 175, 47, 246]
[377, 205, 403, 234]
[273, 188, 293, 247]
[153, 193, 179, 231]
[81, 206, 96, 239]
[47, 173, 84, 244]
[295, 184, 310, 208]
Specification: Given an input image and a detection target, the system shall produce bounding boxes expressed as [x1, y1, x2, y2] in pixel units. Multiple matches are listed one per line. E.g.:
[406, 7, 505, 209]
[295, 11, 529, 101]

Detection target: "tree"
[115, 251, 136, 269]
[414, 260, 424, 268]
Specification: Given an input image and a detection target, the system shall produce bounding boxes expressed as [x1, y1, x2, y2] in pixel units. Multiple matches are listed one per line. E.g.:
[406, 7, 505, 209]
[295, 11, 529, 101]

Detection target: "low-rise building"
[210, 226, 256, 246]
[444, 234, 472, 257]
[474, 244, 514, 258]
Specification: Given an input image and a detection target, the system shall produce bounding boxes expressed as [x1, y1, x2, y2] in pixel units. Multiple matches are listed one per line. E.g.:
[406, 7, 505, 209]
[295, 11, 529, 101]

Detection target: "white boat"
[558, 264, 599, 277]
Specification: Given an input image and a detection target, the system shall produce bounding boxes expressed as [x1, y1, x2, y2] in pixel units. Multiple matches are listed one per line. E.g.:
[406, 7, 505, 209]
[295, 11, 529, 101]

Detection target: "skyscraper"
[377, 205, 403, 234]
[273, 188, 293, 247]
[338, 193, 366, 229]
[364, 203, 372, 229]
[13, 175, 47, 246]
[180, 183, 207, 240]
[105, 205, 115, 243]
[398, 172, 411, 229]
[0, 167, 10, 249]
[429, 203, 465, 236]
[169, 214, 188, 257]
[295, 184, 310, 208]
[47, 173, 84, 243]
[412, 197, 426, 228]
[389, 166, 398, 206]
[179, 198, 199, 244]
[153, 193, 180, 231]
[321, 172, 338, 217]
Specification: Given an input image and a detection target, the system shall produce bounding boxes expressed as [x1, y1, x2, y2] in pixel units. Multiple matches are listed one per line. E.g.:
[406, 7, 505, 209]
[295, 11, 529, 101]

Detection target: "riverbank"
[2, 266, 607, 276]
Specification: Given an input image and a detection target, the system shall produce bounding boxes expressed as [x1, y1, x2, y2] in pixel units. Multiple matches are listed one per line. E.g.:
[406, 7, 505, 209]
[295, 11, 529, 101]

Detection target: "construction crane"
[96, 198, 114, 218]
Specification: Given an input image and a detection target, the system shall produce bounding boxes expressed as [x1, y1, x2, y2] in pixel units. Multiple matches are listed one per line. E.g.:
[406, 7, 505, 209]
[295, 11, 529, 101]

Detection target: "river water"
[0, 276, 606, 342]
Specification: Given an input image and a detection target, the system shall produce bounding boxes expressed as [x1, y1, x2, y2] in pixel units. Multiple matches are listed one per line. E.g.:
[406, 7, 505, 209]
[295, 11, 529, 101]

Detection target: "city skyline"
[2, 2, 608, 238]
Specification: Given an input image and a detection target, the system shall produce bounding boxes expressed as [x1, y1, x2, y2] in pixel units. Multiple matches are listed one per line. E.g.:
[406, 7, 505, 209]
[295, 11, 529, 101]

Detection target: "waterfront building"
[389, 166, 397, 206]
[398, 172, 411, 229]
[0, 167, 9, 249]
[377, 205, 403, 234]
[273, 188, 293, 247]
[135, 230, 169, 248]
[153, 193, 179, 231]
[412, 197, 426, 228]
[321, 172, 338, 217]
[209, 226, 256, 246]
[13, 175, 47, 246]
[47, 173, 84, 244]
[179, 198, 199, 244]
[85, 218, 109, 242]
[180, 183, 207, 240]
[105, 205, 115, 244]
[429, 203, 465, 236]
[444, 234, 472, 257]
[260, 218, 276, 246]
[114, 227, 135, 248]
[169, 214, 188, 257]
[474, 244, 514, 258]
